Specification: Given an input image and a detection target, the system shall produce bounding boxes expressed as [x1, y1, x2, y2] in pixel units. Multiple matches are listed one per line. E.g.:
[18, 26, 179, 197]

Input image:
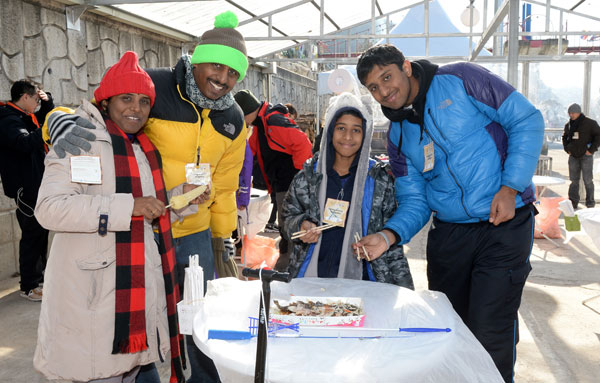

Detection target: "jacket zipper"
[426, 109, 473, 219]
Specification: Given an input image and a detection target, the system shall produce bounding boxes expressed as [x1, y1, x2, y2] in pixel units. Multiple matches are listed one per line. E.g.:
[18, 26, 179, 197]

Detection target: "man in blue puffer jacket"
[354, 44, 544, 383]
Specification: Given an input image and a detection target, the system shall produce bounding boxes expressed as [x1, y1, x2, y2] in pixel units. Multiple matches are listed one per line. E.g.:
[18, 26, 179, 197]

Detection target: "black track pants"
[426, 204, 535, 383]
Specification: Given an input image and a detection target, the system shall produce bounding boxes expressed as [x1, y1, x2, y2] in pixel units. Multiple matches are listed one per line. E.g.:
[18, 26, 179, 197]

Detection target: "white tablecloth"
[193, 277, 503, 382]
[576, 208, 600, 252]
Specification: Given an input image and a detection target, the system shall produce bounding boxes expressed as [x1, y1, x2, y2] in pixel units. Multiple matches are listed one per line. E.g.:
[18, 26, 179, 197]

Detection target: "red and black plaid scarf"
[106, 119, 185, 383]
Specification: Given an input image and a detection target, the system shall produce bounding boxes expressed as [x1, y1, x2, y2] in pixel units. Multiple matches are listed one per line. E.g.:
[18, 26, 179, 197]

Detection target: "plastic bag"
[241, 234, 279, 269]
[237, 188, 272, 240]
[534, 197, 565, 239]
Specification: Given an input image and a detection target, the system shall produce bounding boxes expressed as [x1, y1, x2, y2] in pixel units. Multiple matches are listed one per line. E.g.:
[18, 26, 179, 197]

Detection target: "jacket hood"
[319, 92, 374, 173]
[308, 92, 375, 280]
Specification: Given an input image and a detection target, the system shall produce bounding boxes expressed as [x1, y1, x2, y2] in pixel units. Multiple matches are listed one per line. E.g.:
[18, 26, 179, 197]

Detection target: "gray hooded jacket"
[282, 93, 413, 288]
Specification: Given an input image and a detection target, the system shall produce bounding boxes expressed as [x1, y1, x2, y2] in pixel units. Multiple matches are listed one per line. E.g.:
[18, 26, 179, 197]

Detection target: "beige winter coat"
[34, 101, 171, 381]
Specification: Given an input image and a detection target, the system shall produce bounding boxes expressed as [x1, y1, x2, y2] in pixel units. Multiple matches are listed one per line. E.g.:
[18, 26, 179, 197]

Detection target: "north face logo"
[438, 99, 452, 109]
[223, 123, 235, 135]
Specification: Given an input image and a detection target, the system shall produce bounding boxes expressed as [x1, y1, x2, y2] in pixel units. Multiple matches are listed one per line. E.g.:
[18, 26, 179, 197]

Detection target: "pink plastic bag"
[241, 235, 280, 269]
[534, 197, 566, 239]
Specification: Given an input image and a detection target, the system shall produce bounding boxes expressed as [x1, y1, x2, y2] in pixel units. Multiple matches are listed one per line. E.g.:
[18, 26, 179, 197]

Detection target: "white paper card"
[423, 142, 435, 172]
[322, 198, 349, 226]
[70, 156, 102, 184]
[186, 163, 211, 186]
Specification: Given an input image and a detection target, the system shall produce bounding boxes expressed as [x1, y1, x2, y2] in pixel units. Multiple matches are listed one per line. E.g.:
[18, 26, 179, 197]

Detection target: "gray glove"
[47, 111, 97, 158]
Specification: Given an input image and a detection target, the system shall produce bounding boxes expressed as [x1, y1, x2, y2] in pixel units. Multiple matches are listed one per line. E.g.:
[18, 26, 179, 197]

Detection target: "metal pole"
[493, 0, 503, 56]
[468, 1, 474, 56]
[253, 278, 270, 383]
[425, 0, 430, 56]
[522, 61, 529, 97]
[558, 11, 563, 55]
[241, 268, 292, 383]
[507, 0, 519, 87]
[316, 93, 320, 136]
[583, 60, 591, 115]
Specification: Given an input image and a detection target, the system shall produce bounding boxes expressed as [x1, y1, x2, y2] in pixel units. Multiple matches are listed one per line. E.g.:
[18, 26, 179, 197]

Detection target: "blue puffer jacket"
[385, 62, 544, 245]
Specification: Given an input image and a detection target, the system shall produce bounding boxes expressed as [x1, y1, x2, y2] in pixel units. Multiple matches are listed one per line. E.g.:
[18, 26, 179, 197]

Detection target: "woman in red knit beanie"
[33, 51, 190, 383]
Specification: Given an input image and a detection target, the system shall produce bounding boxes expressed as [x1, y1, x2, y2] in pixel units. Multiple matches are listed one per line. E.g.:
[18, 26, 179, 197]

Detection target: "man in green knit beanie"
[46, 11, 249, 383]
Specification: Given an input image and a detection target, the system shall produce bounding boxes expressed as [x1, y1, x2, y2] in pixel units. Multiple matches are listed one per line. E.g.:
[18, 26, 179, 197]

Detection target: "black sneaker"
[264, 223, 279, 233]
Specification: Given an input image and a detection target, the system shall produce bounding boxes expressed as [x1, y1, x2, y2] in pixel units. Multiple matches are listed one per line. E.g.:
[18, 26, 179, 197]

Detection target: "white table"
[576, 208, 600, 252]
[532, 175, 566, 197]
[193, 278, 503, 382]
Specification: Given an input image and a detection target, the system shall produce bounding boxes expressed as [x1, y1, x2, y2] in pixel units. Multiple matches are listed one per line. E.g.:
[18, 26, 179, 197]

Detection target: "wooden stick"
[354, 233, 370, 261]
[291, 223, 337, 239]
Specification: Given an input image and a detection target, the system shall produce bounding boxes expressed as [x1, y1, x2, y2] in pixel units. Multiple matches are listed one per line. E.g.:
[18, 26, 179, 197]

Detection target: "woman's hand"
[299, 220, 320, 243]
[183, 184, 211, 204]
[133, 196, 166, 220]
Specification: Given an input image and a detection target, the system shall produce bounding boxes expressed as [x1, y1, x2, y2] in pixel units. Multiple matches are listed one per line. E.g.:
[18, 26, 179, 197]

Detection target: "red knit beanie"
[94, 51, 155, 107]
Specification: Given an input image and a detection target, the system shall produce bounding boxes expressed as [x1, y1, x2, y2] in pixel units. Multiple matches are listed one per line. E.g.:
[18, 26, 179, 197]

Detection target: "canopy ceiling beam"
[245, 30, 600, 42]
[82, 0, 211, 4]
[527, 0, 600, 22]
[58, 0, 195, 41]
[252, 0, 427, 60]
[469, 0, 509, 61]
[252, 54, 600, 65]
[224, 0, 299, 44]
[238, 0, 312, 27]
[375, 0, 383, 16]
[310, 0, 340, 30]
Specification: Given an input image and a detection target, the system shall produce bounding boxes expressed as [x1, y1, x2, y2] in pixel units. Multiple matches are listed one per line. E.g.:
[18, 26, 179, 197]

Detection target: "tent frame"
[58, 0, 600, 112]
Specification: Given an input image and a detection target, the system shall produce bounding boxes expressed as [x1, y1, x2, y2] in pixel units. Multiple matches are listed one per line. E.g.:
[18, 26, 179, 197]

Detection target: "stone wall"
[0, 0, 323, 281]
[0, 0, 183, 105]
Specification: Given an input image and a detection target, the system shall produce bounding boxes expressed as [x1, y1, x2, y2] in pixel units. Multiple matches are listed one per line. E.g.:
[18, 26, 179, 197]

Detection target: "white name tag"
[185, 163, 211, 186]
[322, 198, 349, 227]
[70, 156, 102, 184]
[572, 132, 579, 140]
[423, 142, 435, 172]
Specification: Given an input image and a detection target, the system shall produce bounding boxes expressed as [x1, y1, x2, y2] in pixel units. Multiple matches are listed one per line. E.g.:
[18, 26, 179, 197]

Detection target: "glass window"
[527, 62, 584, 132]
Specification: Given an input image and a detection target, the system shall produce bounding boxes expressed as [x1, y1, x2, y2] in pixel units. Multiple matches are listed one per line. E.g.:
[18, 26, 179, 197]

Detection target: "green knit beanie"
[191, 11, 248, 82]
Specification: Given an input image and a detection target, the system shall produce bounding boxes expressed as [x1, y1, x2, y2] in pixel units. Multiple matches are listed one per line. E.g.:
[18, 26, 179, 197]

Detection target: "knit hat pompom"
[190, 11, 248, 82]
[214, 10, 238, 29]
[94, 51, 155, 107]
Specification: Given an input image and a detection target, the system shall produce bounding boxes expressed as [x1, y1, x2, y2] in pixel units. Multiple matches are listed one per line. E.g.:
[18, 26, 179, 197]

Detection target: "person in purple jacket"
[354, 44, 544, 383]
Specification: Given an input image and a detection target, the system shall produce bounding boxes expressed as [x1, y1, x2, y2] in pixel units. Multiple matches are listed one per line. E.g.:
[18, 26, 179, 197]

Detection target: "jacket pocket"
[509, 262, 532, 285]
[76, 253, 116, 309]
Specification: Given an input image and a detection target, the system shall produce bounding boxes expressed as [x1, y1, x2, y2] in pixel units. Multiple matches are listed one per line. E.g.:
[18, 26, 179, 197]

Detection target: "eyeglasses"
[20, 93, 41, 104]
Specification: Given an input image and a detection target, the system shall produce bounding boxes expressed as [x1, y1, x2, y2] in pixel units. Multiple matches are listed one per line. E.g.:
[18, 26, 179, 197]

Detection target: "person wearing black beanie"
[563, 103, 600, 209]
[234, 89, 313, 271]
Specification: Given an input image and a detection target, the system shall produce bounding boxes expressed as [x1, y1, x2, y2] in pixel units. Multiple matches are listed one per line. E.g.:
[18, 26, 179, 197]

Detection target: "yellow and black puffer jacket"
[145, 58, 246, 238]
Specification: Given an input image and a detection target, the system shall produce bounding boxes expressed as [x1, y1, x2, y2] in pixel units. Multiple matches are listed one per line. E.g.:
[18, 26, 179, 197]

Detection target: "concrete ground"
[0, 143, 599, 382]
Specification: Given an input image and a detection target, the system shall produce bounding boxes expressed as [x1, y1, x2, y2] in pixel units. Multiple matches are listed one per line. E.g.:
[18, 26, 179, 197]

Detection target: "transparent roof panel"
[111, 0, 599, 59]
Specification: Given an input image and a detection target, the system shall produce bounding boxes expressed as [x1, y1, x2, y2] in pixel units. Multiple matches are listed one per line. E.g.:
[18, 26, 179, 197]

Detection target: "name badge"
[423, 141, 435, 172]
[70, 156, 102, 184]
[185, 163, 211, 186]
[322, 198, 349, 227]
[572, 132, 579, 140]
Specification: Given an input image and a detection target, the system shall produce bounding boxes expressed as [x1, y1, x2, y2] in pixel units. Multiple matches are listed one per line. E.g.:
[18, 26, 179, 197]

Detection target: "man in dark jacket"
[562, 103, 600, 209]
[234, 89, 313, 270]
[0, 79, 54, 301]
